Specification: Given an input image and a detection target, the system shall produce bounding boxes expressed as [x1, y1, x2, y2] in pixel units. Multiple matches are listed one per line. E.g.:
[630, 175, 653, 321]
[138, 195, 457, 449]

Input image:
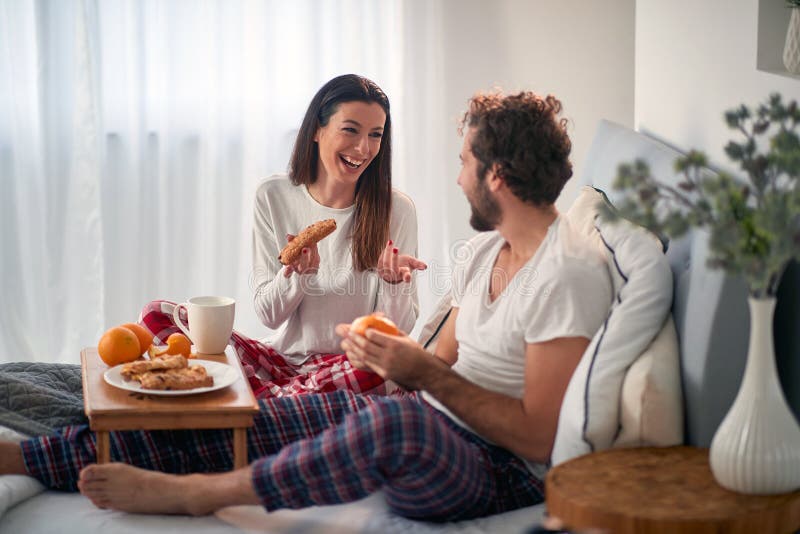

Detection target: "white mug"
[172, 296, 235, 354]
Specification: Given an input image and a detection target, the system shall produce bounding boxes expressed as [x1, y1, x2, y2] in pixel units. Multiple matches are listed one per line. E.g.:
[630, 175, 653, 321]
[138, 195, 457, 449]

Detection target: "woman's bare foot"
[0, 441, 27, 475]
[78, 463, 260, 515]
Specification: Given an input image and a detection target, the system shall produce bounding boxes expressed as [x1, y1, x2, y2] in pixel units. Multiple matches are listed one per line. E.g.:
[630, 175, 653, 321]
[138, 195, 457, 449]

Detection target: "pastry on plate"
[138, 365, 214, 391]
[121, 354, 187, 379]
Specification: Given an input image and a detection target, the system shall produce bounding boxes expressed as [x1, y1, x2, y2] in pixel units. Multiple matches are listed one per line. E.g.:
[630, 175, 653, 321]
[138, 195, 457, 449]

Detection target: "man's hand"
[335, 323, 371, 371]
[283, 234, 321, 277]
[335, 323, 442, 390]
[376, 239, 427, 284]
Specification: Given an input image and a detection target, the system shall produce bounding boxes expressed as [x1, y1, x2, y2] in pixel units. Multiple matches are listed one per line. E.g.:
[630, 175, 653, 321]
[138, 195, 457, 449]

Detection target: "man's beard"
[468, 178, 502, 231]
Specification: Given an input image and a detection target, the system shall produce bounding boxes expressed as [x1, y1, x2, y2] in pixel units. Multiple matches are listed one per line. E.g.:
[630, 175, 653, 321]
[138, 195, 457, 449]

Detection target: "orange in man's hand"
[350, 314, 399, 337]
[121, 323, 154, 356]
[148, 333, 192, 358]
[97, 326, 142, 366]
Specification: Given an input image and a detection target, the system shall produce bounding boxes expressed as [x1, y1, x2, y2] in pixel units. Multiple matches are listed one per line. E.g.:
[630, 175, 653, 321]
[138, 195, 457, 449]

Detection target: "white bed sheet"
[1, 489, 544, 534]
[0, 491, 243, 534]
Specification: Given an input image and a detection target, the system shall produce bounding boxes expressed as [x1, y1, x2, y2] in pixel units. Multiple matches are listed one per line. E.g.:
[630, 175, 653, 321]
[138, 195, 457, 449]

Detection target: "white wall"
[396, 0, 634, 334]
[635, 0, 800, 415]
[437, 0, 635, 247]
[635, 0, 800, 168]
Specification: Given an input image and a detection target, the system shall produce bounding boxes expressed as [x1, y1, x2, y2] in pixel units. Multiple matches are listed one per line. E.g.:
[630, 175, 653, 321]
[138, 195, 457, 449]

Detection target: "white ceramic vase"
[784, 9, 800, 75]
[709, 297, 800, 494]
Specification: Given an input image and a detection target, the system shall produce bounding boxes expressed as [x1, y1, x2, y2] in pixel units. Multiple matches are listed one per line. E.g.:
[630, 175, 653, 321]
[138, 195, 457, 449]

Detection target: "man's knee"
[361, 399, 440, 456]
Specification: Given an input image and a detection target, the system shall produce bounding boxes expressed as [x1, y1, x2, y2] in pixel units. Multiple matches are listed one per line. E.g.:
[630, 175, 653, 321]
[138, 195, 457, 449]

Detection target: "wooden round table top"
[545, 446, 800, 534]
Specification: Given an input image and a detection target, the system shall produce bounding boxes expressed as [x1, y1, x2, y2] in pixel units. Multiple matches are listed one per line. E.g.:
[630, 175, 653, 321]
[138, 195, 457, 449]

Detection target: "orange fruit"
[121, 323, 154, 356]
[97, 326, 142, 366]
[350, 314, 399, 337]
[148, 333, 192, 358]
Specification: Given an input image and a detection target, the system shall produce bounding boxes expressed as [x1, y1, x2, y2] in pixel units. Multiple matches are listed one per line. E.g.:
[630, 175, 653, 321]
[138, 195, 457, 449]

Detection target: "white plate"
[103, 360, 240, 396]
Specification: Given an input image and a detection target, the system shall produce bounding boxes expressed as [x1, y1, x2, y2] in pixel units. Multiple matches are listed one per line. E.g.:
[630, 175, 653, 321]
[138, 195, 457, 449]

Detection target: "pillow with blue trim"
[551, 186, 677, 465]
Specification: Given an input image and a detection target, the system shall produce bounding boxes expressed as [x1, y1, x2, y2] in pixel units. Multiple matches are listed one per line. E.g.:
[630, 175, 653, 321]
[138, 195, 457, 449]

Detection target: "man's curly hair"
[461, 91, 572, 206]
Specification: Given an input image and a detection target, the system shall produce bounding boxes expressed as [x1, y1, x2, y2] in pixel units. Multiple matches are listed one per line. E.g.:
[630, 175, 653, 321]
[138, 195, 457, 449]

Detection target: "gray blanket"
[0, 363, 87, 436]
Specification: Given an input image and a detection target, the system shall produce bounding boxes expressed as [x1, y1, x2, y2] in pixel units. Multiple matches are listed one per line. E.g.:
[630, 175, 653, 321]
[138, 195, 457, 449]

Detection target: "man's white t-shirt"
[251, 175, 419, 363]
[423, 216, 612, 476]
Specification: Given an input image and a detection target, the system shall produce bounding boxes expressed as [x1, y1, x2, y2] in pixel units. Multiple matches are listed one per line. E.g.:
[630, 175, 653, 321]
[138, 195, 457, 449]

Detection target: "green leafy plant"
[604, 94, 800, 298]
[787, 0, 800, 8]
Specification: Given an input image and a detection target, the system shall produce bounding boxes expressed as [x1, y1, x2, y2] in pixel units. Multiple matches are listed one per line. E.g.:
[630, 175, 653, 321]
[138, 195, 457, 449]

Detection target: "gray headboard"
[578, 119, 753, 447]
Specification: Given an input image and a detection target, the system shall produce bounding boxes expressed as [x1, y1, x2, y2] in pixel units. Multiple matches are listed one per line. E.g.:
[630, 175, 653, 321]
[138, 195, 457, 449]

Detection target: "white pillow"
[0, 425, 45, 521]
[552, 186, 675, 465]
[416, 294, 453, 352]
[613, 314, 683, 448]
[0, 425, 29, 443]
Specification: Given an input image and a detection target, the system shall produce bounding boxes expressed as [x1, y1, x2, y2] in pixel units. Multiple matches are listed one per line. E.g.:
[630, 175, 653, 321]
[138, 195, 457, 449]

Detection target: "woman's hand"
[376, 239, 427, 284]
[283, 234, 321, 277]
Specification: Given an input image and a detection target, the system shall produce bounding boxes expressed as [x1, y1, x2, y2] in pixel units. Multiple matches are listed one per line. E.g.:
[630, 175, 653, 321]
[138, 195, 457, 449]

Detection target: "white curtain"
[0, 0, 449, 364]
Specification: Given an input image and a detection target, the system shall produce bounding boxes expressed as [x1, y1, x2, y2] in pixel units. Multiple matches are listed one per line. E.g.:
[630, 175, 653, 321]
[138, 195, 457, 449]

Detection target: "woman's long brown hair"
[288, 74, 392, 271]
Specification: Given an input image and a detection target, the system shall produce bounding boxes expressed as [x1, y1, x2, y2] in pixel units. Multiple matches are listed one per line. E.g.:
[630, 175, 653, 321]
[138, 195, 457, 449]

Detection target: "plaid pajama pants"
[139, 300, 387, 399]
[21, 391, 544, 521]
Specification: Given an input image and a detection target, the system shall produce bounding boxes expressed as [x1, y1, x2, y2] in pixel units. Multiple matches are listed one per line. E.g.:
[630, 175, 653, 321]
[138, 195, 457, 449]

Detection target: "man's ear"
[486, 163, 505, 192]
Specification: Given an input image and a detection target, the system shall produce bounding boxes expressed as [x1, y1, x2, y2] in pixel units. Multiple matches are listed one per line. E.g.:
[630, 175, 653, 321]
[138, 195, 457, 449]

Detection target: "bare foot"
[78, 463, 260, 515]
[0, 441, 27, 475]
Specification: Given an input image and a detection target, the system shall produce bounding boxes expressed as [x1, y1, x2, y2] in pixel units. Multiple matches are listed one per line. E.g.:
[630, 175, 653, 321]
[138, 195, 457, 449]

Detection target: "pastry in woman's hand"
[279, 219, 337, 265]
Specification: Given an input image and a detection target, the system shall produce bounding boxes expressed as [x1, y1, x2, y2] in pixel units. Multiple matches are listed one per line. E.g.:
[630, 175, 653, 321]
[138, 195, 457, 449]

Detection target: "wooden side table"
[546, 446, 800, 534]
[81, 347, 259, 469]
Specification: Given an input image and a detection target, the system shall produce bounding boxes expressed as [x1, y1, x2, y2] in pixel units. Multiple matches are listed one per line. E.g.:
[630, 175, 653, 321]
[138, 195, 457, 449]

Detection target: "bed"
[0, 119, 751, 533]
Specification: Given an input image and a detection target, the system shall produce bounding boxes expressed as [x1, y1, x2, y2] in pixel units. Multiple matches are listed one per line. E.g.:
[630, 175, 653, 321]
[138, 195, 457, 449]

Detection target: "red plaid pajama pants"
[21, 391, 544, 521]
[138, 300, 387, 399]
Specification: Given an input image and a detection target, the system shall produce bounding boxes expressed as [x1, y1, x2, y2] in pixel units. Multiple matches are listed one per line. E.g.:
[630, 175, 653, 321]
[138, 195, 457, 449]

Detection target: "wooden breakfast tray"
[80, 347, 259, 468]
